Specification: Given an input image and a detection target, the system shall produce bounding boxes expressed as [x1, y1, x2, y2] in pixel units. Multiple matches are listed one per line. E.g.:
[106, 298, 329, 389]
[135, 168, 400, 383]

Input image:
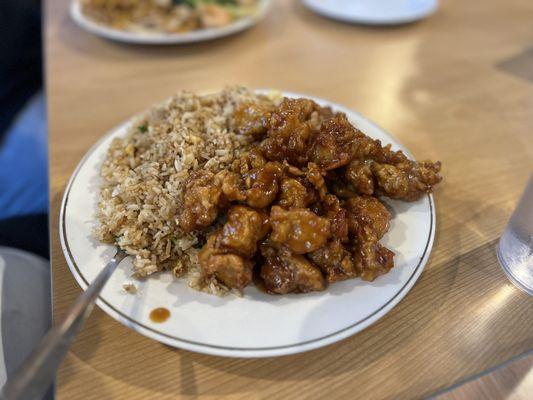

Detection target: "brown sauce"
[149, 307, 170, 323]
[254, 278, 268, 294]
[252, 268, 269, 294]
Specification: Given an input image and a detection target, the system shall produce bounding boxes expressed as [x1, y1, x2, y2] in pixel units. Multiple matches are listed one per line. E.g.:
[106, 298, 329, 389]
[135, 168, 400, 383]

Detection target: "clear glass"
[497, 175, 533, 295]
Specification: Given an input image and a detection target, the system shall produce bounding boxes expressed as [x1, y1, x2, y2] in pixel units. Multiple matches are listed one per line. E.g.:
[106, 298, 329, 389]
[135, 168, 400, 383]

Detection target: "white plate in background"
[60, 91, 436, 358]
[303, 0, 438, 25]
[70, 0, 271, 44]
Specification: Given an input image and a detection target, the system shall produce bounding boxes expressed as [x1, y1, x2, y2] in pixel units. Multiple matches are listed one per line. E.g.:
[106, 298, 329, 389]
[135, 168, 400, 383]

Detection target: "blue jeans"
[0, 92, 48, 220]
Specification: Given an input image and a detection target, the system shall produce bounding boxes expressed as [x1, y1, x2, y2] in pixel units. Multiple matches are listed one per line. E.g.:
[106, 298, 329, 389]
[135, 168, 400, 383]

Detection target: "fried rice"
[95, 87, 278, 295]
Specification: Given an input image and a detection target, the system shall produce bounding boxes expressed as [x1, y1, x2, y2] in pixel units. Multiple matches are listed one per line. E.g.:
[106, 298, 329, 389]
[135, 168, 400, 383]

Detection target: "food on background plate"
[81, 0, 259, 34]
[96, 87, 442, 296]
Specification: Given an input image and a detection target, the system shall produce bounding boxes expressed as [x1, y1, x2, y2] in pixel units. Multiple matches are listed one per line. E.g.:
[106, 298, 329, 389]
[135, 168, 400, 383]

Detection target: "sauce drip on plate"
[149, 307, 170, 323]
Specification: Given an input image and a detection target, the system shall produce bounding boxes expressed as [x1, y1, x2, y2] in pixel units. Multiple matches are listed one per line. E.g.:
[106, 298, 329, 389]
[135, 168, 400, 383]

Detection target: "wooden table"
[435, 352, 533, 400]
[45, 0, 533, 398]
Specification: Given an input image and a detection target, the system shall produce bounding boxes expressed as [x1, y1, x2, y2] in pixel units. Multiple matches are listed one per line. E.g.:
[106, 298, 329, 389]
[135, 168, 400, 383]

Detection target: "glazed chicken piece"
[371, 160, 442, 201]
[260, 247, 326, 294]
[344, 196, 395, 280]
[353, 241, 395, 281]
[277, 177, 316, 209]
[233, 101, 274, 139]
[198, 234, 253, 289]
[319, 194, 349, 243]
[198, 205, 269, 289]
[345, 195, 391, 241]
[215, 170, 246, 202]
[270, 206, 331, 254]
[260, 97, 350, 169]
[230, 147, 267, 175]
[225, 150, 284, 208]
[308, 195, 392, 282]
[344, 132, 442, 201]
[363, 139, 410, 165]
[214, 157, 285, 209]
[244, 162, 284, 208]
[260, 98, 326, 167]
[308, 113, 357, 170]
[216, 149, 277, 205]
[327, 171, 360, 200]
[344, 159, 374, 196]
[198, 205, 270, 289]
[344, 157, 442, 201]
[216, 205, 269, 257]
[307, 240, 357, 283]
[306, 162, 328, 199]
[243, 147, 268, 170]
[180, 154, 284, 232]
[179, 170, 224, 233]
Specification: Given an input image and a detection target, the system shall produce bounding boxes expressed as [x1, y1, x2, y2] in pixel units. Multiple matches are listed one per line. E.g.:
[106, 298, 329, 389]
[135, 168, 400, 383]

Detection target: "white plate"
[60, 91, 436, 358]
[303, 0, 438, 26]
[70, 0, 271, 44]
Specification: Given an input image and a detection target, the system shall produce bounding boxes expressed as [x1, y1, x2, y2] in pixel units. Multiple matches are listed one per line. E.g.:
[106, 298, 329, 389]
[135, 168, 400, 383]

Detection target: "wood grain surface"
[45, 0, 533, 398]
[435, 352, 533, 400]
